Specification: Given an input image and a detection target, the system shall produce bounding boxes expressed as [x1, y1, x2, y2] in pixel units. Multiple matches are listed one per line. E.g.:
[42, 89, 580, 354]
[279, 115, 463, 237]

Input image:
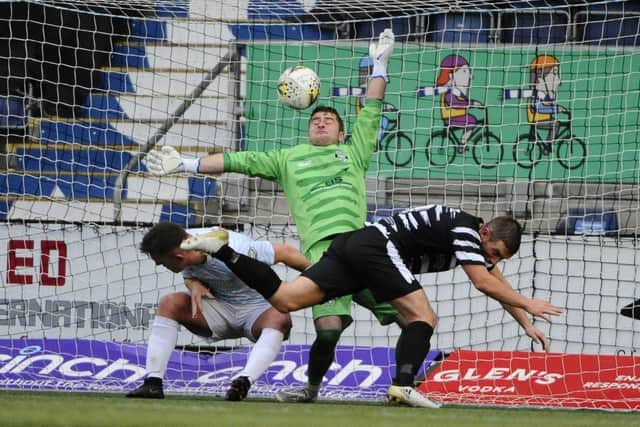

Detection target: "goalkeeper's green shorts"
[305, 238, 398, 329]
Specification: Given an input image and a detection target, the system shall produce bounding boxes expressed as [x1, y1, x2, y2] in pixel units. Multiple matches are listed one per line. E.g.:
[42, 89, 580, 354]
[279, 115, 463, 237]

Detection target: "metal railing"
[112, 44, 243, 223]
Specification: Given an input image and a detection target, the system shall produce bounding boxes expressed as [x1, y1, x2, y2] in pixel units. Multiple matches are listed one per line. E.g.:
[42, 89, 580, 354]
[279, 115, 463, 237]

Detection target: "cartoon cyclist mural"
[418, 53, 502, 168]
[436, 54, 484, 153]
[505, 54, 585, 170]
[527, 55, 568, 154]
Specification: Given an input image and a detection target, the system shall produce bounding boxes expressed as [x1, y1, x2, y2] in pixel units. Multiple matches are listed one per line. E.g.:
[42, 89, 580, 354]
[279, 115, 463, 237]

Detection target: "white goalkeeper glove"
[369, 28, 395, 81]
[144, 146, 200, 175]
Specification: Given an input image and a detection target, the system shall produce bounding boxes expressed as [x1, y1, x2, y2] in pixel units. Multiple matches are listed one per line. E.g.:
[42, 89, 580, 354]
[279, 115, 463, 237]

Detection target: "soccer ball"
[277, 65, 320, 110]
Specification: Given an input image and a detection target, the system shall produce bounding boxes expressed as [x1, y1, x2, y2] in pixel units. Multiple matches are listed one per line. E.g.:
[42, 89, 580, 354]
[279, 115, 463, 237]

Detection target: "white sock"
[236, 328, 284, 383]
[145, 315, 179, 379]
[371, 62, 387, 81]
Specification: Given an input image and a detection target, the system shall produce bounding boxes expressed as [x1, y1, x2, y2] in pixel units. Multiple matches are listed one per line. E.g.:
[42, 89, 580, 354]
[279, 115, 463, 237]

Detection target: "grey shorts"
[200, 299, 271, 342]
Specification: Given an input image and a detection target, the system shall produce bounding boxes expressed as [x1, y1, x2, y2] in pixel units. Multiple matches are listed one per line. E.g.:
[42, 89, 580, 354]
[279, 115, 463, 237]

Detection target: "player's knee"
[418, 312, 438, 328]
[157, 292, 189, 318]
[314, 329, 342, 349]
[281, 317, 292, 340]
[255, 307, 292, 338]
[429, 314, 439, 328]
[401, 310, 438, 328]
[272, 312, 293, 337]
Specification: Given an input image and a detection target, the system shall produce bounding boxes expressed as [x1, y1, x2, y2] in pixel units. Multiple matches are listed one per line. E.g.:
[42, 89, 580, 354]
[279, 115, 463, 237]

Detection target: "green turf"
[0, 391, 635, 427]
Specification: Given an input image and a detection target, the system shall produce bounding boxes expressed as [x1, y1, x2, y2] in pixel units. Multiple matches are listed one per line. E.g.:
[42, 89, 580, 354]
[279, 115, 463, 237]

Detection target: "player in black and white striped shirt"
[182, 205, 562, 408]
[375, 205, 504, 274]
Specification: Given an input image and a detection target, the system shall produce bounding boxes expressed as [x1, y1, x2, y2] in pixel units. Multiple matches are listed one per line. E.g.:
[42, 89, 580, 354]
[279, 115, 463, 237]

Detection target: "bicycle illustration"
[512, 111, 586, 170]
[425, 106, 503, 169]
[333, 85, 414, 168]
[376, 104, 414, 167]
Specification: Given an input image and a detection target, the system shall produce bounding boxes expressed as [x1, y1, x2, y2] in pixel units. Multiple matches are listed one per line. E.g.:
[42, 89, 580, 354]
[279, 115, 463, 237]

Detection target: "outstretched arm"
[272, 243, 312, 272]
[463, 263, 562, 321]
[197, 153, 225, 174]
[366, 77, 386, 100]
[348, 29, 395, 168]
[490, 268, 550, 351]
[366, 28, 394, 100]
[501, 302, 549, 352]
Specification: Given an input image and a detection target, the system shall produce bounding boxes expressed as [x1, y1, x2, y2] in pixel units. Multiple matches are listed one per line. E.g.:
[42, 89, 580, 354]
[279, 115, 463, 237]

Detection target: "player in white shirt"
[126, 222, 311, 401]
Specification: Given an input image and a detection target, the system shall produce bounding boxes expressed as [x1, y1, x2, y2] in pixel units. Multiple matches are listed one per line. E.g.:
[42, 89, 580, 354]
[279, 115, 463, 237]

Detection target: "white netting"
[1, 0, 639, 405]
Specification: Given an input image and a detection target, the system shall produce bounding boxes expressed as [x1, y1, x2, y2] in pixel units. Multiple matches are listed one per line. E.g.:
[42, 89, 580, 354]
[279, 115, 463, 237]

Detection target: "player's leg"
[304, 241, 346, 402]
[275, 307, 351, 403]
[180, 231, 328, 310]
[353, 289, 408, 378]
[275, 235, 374, 402]
[378, 290, 440, 408]
[355, 288, 439, 390]
[226, 305, 291, 401]
[388, 289, 438, 380]
[306, 315, 344, 399]
[339, 226, 440, 408]
[127, 292, 212, 399]
[275, 240, 349, 403]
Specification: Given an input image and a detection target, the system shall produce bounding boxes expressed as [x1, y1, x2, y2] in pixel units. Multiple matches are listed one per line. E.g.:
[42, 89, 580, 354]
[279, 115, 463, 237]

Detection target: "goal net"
[1, 0, 639, 407]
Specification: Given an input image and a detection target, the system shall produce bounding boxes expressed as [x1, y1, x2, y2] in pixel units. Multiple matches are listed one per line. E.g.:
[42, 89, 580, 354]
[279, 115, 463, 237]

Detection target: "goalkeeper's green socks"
[307, 329, 342, 386]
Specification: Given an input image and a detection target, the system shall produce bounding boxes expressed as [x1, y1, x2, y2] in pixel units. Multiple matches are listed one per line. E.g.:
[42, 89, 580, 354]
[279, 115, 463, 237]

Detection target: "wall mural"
[246, 44, 640, 182]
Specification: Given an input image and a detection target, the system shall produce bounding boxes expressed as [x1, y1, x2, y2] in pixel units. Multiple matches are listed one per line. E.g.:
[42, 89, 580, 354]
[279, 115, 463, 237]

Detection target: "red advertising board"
[419, 350, 640, 410]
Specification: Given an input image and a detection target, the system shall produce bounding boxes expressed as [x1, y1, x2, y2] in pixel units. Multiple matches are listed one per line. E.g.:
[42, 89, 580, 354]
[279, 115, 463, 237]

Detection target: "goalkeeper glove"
[144, 146, 200, 175]
[369, 28, 395, 81]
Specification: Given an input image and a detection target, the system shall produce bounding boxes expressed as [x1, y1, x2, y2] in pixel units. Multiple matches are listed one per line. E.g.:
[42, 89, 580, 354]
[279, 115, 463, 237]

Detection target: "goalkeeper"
[179, 205, 561, 408]
[126, 222, 310, 401]
[145, 29, 400, 403]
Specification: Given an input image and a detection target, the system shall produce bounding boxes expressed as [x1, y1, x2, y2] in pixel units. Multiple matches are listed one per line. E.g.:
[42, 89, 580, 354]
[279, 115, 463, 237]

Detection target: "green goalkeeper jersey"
[224, 98, 382, 253]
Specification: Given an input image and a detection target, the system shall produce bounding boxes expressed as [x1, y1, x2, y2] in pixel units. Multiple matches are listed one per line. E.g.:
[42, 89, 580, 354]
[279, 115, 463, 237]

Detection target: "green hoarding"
[246, 44, 640, 183]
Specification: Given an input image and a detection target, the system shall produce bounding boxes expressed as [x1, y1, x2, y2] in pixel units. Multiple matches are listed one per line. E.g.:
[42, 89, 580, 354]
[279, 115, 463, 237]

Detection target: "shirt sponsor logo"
[335, 151, 348, 162]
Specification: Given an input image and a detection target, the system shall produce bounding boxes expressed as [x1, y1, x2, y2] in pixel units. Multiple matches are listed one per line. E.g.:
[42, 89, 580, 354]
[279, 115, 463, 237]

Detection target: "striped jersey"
[374, 204, 494, 273]
[224, 99, 382, 253]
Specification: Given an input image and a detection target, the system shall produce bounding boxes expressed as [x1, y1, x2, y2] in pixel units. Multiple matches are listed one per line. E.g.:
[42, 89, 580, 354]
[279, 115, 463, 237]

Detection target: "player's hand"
[369, 28, 395, 68]
[144, 146, 185, 175]
[525, 325, 550, 352]
[189, 281, 214, 318]
[525, 298, 562, 322]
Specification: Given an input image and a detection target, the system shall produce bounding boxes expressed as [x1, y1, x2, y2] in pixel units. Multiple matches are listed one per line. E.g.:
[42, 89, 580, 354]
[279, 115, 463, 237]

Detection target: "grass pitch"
[0, 390, 634, 427]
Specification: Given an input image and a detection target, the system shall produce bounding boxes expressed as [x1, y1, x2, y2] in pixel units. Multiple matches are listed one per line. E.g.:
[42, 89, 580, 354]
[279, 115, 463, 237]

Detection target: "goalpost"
[1, 0, 639, 408]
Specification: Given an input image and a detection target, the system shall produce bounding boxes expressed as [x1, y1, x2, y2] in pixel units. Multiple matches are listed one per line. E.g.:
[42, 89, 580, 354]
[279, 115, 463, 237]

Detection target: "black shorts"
[301, 225, 423, 303]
